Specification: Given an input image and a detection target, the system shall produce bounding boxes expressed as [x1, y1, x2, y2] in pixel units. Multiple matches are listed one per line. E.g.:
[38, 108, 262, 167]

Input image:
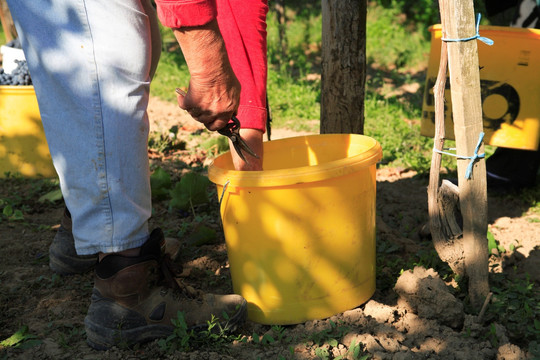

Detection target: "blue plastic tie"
[434, 132, 485, 179]
[441, 14, 494, 46]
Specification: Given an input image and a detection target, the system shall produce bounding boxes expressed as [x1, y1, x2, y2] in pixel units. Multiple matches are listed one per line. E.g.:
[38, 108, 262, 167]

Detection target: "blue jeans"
[8, 0, 161, 254]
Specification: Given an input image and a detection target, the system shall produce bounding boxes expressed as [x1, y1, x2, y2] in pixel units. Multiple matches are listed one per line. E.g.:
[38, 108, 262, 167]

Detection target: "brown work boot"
[84, 228, 247, 350]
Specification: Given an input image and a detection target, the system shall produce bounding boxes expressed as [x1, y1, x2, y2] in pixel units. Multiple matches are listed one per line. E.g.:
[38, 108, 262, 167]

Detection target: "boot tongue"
[95, 228, 165, 279]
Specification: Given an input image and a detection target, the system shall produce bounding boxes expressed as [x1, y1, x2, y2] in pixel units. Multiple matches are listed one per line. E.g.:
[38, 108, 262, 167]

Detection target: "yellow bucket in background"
[208, 134, 382, 325]
[0, 86, 55, 178]
[421, 25, 540, 150]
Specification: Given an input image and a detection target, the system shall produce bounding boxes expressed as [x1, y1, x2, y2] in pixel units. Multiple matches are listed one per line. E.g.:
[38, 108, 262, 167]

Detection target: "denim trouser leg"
[8, 0, 161, 255]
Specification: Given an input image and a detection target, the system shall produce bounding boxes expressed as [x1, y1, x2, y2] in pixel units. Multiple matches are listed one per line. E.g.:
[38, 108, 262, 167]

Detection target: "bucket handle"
[218, 180, 230, 208]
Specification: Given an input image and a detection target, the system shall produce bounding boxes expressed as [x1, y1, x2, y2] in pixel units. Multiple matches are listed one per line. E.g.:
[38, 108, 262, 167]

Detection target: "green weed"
[305, 320, 371, 360]
[57, 325, 85, 349]
[247, 325, 293, 347]
[487, 230, 510, 255]
[1, 202, 24, 221]
[0, 175, 61, 223]
[148, 126, 186, 154]
[33, 274, 64, 289]
[252, 331, 276, 346]
[520, 185, 540, 215]
[485, 272, 540, 347]
[158, 311, 240, 354]
[200, 136, 230, 155]
[158, 311, 193, 353]
[308, 320, 350, 347]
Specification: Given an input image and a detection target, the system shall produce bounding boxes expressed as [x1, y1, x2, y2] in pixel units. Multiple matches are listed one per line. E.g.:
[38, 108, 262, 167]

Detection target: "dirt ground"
[0, 97, 539, 359]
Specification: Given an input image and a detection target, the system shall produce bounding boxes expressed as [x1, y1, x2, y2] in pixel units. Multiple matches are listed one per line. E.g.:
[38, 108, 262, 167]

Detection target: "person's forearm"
[172, 19, 240, 131]
[173, 20, 232, 85]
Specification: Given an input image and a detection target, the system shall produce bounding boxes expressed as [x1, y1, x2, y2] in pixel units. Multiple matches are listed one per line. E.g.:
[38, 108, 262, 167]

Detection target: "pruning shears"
[218, 115, 260, 163]
[175, 88, 259, 163]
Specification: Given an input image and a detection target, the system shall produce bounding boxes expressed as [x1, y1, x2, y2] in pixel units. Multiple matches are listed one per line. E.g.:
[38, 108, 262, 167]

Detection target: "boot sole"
[84, 290, 248, 350]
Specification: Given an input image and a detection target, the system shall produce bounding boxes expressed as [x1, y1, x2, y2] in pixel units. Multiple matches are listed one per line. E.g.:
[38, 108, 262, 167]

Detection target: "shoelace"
[159, 254, 203, 301]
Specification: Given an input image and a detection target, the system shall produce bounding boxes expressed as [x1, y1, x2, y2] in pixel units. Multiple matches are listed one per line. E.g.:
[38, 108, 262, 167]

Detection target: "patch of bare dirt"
[1, 97, 538, 359]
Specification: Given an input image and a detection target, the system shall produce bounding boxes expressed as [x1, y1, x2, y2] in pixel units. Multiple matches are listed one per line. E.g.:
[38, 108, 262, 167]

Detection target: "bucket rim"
[0, 85, 35, 94]
[429, 24, 540, 40]
[208, 133, 382, 188]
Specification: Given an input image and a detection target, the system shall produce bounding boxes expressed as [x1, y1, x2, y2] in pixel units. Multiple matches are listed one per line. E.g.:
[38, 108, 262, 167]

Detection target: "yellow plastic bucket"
[208, 134, 382, 324]
[421, 25, 540, 150]
[0, 86, 55, 177]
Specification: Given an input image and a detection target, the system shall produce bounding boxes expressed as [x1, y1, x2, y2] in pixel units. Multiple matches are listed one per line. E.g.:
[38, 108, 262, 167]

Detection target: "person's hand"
[173, 20, 240, 131]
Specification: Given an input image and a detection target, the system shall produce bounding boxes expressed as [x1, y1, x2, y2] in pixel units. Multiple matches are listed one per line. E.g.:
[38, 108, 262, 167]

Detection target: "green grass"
[364, 93, 433, 170]
[151, 41, 190, 102]
[366, 3, 431, 69]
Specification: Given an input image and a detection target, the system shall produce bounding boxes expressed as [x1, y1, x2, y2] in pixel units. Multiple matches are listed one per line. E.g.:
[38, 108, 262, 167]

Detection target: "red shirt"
[154, 0, 268, 132]
[154, 0, 216, 28]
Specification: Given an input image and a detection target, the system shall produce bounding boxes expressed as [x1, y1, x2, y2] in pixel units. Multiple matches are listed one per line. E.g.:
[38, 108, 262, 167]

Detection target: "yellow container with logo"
[208, 134, 382, 324]
[0, 86, 56, 177]
[421, 25, 540, 150]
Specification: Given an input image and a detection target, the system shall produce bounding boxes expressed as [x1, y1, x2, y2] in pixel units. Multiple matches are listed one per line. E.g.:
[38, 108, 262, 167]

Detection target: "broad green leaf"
[12, 210, 24, 221]
[0, 326, 39, 349]
[328, 338, 338, 347]
[17, 339, 42, 349]
[169, 172, 211, 211]
[186, 225, 217, 246]
[487, 231, 497, 254]
[150, 167, 172, 201]
[2, 205, 13, 217]
[38, 188, 63, 203]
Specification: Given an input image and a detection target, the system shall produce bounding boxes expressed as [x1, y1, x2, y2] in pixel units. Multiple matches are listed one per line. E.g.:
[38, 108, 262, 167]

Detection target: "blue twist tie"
[441, 14, 494, 46]
[434, 132, 485, 179]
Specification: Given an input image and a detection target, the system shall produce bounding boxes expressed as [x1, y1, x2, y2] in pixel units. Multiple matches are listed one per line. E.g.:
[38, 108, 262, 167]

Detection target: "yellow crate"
[421, 25, 540, 150]
[0, 86, 56, 177]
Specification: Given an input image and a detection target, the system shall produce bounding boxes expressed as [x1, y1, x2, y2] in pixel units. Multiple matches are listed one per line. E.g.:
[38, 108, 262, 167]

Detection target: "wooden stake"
[0, 0, 17, 43]
[321, 0, 367, 134]
[442, 0, 489, 310]
[428, 0, 451, 271]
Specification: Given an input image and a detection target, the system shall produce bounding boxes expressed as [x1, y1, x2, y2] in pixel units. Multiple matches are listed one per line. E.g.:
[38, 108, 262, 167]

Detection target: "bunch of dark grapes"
[1, 38, 32, 85]
[0, 60, 32, 85]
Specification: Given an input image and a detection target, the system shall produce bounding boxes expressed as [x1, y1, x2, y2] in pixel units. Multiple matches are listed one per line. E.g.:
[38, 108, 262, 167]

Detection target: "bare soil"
[0, 97, 538, 359]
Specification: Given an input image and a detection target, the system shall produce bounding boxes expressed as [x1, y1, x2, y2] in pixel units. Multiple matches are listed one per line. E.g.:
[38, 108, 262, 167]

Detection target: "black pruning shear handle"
[218, 115, 260, 163]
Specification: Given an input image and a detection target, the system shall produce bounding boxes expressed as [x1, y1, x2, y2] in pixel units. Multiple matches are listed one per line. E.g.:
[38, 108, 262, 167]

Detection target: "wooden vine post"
[321, 0, 367, 134]
[0, 0, 18, 42]
[431, 0, 490, 310]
